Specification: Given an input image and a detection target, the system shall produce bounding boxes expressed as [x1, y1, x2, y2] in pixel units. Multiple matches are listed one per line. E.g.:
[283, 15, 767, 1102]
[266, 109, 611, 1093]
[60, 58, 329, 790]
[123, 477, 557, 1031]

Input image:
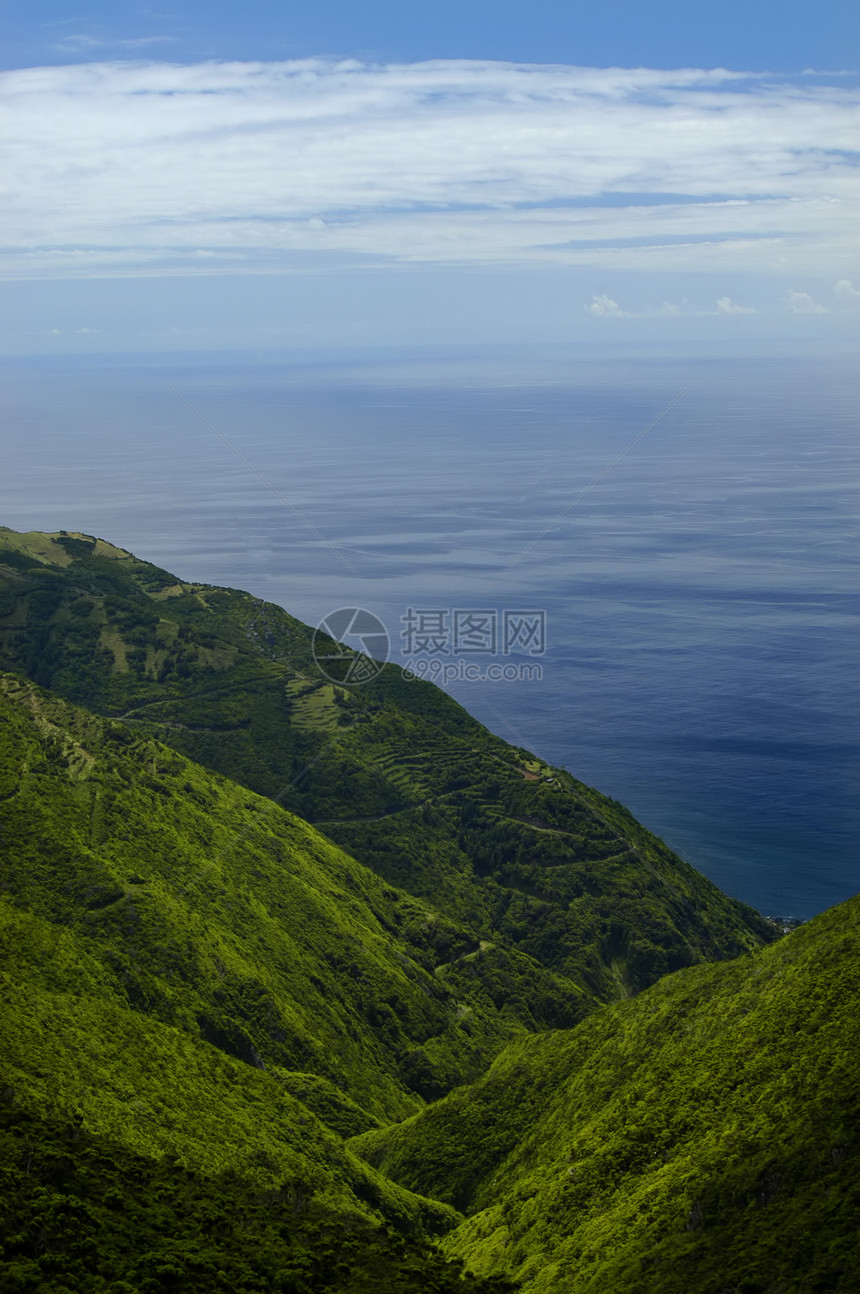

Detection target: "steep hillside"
[0, 1103, 515, 1294]
[0, 673, 588, 1117]
[354, 897, 860, 1292]
[0, 527, 853, 1293]
[0, 674, 526, 1290]
[0, 527, 777, 1003]
[0, 896, 514, 1293]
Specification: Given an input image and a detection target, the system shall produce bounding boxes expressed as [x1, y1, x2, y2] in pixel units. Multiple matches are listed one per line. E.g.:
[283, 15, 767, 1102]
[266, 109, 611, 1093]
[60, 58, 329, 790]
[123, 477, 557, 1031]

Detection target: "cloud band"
[2, 59, 859, 278]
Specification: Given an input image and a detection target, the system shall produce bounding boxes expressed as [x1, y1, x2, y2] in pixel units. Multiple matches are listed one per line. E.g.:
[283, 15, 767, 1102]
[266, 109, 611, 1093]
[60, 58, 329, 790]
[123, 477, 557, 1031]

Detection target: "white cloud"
[587, 294, 629, 317]
[716, 296, 756, 314]
[587, 296, 758, 319]
[833, 278, 860, 305]
[1, 59, 859, 279]
[785, 290, 828, 314]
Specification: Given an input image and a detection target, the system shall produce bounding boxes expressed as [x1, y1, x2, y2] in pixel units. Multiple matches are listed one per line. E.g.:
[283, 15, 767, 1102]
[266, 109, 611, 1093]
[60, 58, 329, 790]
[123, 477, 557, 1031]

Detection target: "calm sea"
[2, 350, 858, 919]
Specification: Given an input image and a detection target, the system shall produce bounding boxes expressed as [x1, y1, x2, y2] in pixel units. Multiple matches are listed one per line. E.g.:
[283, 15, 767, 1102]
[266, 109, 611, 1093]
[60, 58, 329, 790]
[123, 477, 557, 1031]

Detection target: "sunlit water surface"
[2, 351, 857, 919]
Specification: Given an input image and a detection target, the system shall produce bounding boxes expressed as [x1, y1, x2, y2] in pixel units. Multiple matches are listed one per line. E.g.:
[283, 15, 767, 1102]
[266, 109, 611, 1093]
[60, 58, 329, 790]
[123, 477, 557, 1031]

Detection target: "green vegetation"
[0, 1104, 515, 1294]
[0, 673, 583, 1118]
[354, 898, 860, 1292]
[0, 678, 519, 1290]
[1, 525, 855, 1291]
[0, 527, 776, 1013]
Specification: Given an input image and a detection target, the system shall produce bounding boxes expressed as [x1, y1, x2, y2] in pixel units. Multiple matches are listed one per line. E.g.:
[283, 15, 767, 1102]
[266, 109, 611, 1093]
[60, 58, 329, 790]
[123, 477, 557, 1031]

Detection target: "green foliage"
[0, 674, 568, 1119]
[0, 526, 777, 1023]
[355, 899, 860, 1292]
[0, 1102, 519, 1294]
[274, 1073, 383, 1140]
[0, 667, 525, 1289]
[0, 526, 855, 1291]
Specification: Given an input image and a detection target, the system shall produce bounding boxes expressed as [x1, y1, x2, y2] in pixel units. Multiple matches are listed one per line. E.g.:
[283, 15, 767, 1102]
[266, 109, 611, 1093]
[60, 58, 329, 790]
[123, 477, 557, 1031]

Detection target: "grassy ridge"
[0, 672, 589, 1117]
[0, 895, 434, 1218]
[0, 893, 519, 1292]
[0, 526, 855, 1290]
[0, 527, 777, 1007]
[353, 897, 860, 1292]
[0, 675, 523, 1290]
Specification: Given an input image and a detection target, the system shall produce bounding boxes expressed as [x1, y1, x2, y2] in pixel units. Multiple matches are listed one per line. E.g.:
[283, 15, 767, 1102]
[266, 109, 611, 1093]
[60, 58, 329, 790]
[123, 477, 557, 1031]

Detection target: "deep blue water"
[2, 351, 858, 919]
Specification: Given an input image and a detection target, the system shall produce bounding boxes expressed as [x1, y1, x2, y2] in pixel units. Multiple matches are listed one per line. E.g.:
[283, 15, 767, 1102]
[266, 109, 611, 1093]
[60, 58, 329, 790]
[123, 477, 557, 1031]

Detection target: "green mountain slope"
[0, 672, 588, 1118]
[353, 897, 860, 1292]
[0, 676, 527, 1290]
[0, 903, 515, 1294]
[0, 526, 854, 1292]
[0, 1105, 516, 1294]
[0, 527, 777, 1005]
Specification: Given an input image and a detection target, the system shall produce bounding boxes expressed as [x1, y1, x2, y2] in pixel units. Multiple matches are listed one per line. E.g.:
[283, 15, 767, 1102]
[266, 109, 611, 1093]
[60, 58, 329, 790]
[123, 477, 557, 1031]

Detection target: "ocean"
[2, 349, 857, 919]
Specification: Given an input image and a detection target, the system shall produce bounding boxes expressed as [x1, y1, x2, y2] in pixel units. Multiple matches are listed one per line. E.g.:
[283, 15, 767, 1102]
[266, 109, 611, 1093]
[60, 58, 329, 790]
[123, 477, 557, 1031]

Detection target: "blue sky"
[2, 2, 859, 353]
[7, 1, 860, 72]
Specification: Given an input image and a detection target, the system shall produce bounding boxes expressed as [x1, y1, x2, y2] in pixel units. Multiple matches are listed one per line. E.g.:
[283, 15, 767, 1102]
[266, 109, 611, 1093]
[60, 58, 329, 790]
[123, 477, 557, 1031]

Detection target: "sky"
[2, 2, 860, 354]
